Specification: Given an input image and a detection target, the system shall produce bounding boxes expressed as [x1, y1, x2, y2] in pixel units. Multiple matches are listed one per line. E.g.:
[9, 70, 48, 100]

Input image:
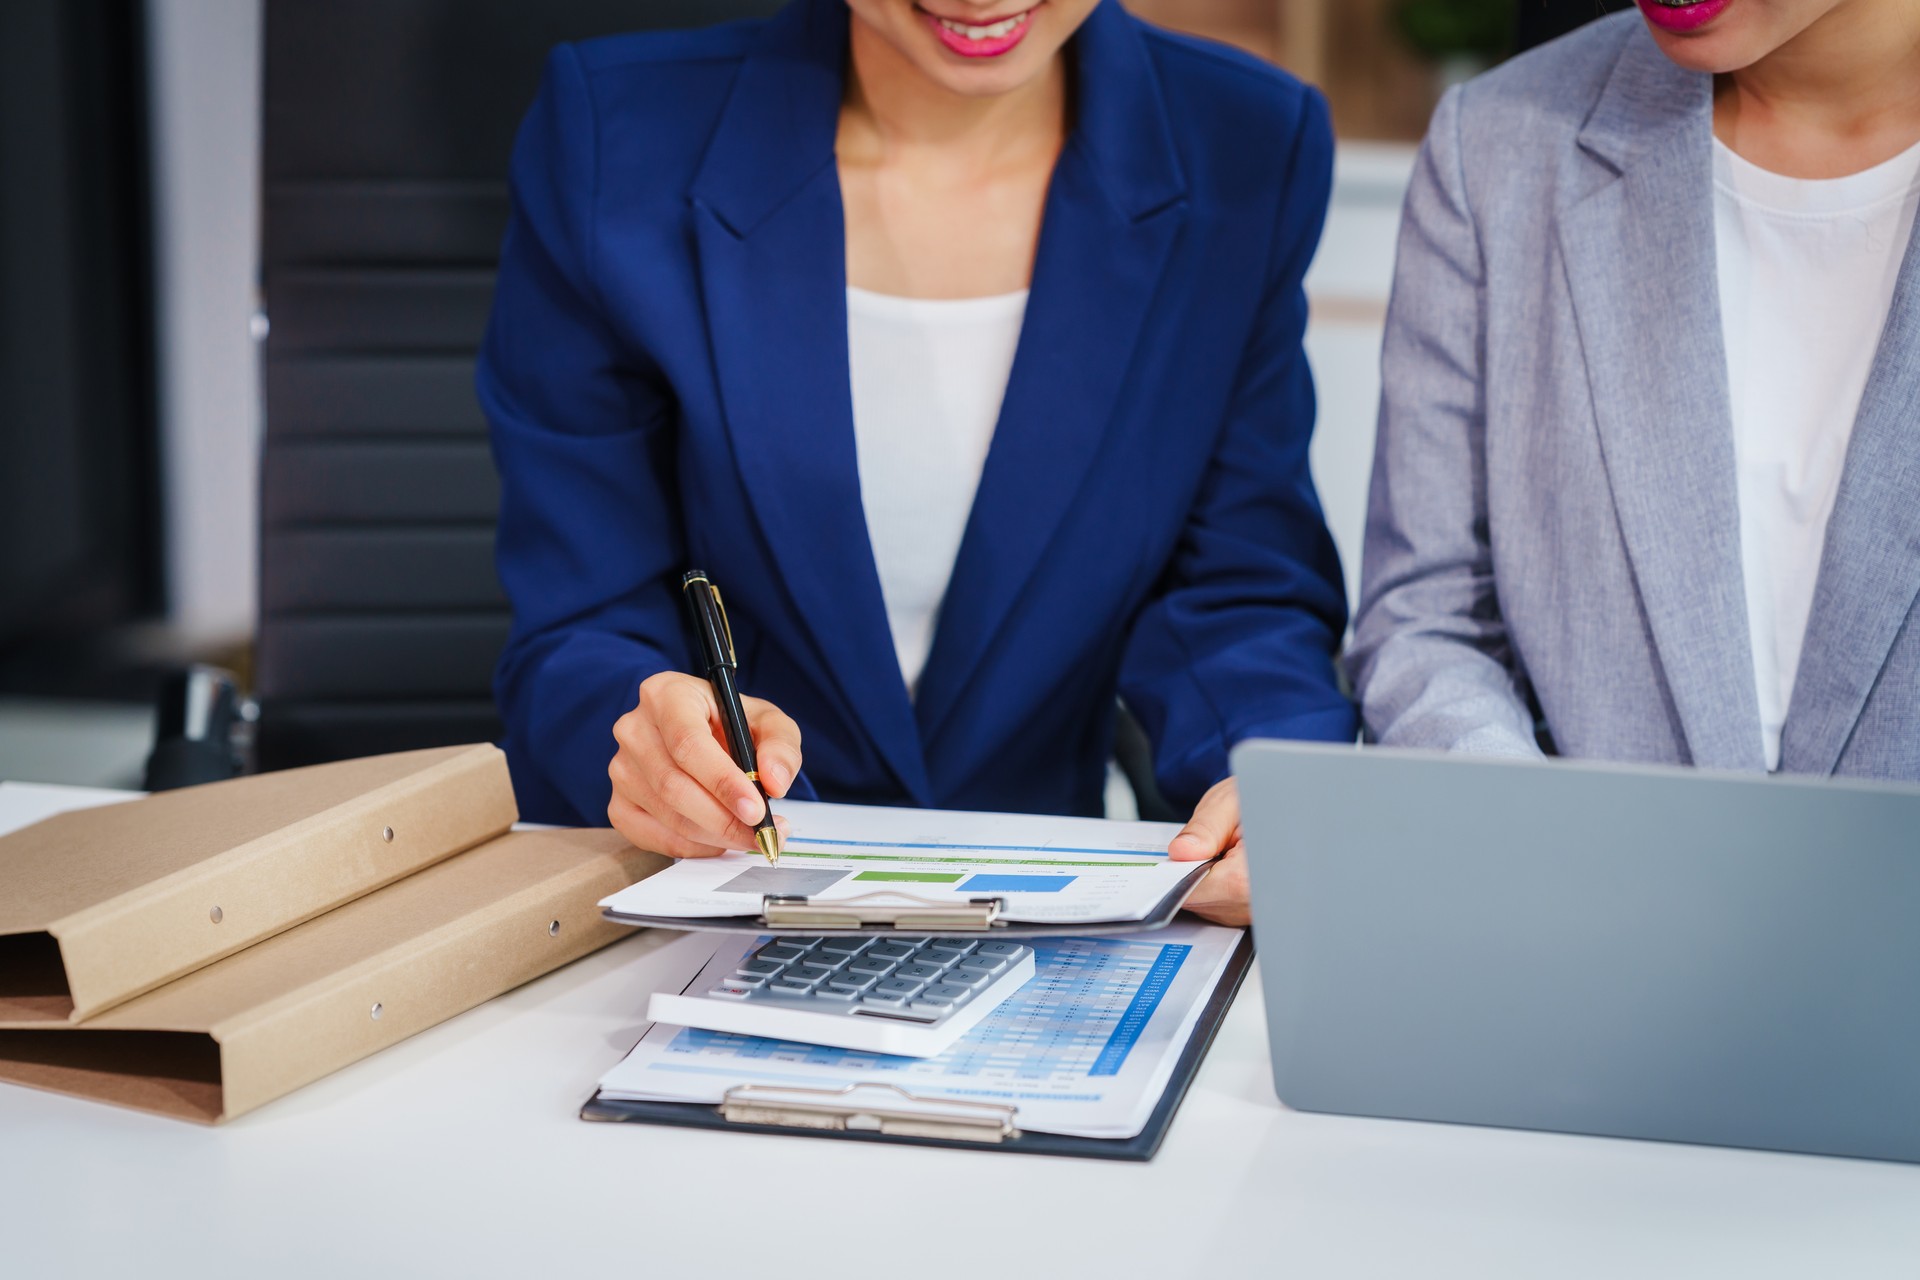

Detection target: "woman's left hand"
[1168, 778, 1249, 926]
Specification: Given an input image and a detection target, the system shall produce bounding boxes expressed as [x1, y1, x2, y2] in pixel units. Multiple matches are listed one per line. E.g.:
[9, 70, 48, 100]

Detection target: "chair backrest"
[254, 0, 783, 771]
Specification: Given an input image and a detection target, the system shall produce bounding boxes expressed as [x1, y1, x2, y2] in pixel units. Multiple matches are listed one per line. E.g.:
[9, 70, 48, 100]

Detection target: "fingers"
[1179, 842, 1251, 927]
[612, 673, 801, 858]
[608, 794, 729, 860]
[648, 677, 768, 827]
[1170, 778, 1240, 861]
[610, 732, 750, 850]
[746, 697, 804, 798]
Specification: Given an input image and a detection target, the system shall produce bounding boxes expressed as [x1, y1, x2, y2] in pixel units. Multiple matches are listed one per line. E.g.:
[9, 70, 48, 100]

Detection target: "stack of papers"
[598, 921, 1242, 1140]
[600, 800, 1194, 927]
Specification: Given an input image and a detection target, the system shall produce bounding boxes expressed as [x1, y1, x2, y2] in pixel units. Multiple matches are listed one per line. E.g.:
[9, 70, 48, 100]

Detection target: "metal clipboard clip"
[760, 890, 1004, 931]
[719, 1082, 1019, 1144]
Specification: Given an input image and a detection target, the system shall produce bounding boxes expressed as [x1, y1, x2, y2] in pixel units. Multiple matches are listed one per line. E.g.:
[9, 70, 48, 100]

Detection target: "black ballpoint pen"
[681, 570, 782, 865]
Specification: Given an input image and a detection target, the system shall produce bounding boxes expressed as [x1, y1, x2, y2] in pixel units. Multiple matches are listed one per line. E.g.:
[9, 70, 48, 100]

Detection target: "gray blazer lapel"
[1779, 214, 1920, 775]
[1557, 30, 1766, 771]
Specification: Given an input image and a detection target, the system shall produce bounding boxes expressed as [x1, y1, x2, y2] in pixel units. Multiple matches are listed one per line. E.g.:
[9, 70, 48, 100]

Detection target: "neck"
[1714, 0, 1920, 175]
[840, 16, 1066, 166]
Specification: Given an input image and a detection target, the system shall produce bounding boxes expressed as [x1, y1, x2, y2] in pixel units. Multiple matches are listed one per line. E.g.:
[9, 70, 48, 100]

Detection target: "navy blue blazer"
[480, 0, 1355, 826]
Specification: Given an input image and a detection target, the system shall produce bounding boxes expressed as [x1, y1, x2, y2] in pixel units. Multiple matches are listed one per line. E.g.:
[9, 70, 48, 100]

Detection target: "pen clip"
[681, 570, 737, 669]
[710, 585, 736, 666]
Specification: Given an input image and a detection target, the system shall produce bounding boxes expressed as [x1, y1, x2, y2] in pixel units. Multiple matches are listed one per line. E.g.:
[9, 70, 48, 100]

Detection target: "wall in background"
[145, 0, 263, 648]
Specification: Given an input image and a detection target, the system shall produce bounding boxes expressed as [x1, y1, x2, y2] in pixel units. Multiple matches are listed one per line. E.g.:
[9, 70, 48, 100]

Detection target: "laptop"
[1231, 741, 1920, 1164]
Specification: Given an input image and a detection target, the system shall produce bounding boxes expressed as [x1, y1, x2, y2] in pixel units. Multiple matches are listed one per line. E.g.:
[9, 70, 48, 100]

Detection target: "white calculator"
[647, 933, 1036, 1057]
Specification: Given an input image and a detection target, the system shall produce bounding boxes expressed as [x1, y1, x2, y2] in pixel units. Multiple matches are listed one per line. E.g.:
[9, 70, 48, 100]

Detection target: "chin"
[1635, 0, 1784, 75]
[921, 60, 1042, 96]
[1643, 25, 1765, 72]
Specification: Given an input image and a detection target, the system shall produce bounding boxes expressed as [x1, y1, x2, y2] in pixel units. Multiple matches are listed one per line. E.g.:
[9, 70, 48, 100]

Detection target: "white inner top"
[1712, 136, 1920, 770]
[846, 285, 1028, 696]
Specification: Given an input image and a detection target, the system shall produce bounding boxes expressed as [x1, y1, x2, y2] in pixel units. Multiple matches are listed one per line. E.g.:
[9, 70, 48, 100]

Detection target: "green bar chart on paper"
[852, 870, 965, 884]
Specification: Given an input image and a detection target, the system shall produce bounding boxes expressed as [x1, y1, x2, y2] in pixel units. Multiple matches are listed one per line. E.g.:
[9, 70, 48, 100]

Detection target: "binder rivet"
[381, 826, 395, 843]
[370, 1003, 383, 1020]
[549, 920, 561, 937]
[208, 906, 223, 924]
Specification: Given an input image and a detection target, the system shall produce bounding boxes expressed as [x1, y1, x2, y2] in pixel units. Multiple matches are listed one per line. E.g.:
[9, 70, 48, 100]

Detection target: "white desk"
[3, 782, 1917, 1279]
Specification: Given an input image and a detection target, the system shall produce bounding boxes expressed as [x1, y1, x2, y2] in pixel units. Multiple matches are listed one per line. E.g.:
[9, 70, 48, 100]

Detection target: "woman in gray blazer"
[1173, 0, 1920, 924]
[1346, 0, 1920, 779]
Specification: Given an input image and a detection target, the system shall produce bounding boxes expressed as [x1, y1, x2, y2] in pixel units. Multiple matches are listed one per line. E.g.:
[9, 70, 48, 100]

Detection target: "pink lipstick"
[1635, 0, 1733, 34]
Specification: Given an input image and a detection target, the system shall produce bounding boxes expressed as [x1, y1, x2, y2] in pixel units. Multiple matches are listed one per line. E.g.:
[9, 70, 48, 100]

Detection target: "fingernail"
[734, 794, 763, 824]
[1171, 834, 1202, 856]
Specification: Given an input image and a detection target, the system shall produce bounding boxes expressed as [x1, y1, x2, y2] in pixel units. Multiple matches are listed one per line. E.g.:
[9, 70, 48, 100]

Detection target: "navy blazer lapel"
[1558, 30, 1766, 771]
[1779, 213, 1920, 775]
[689, 0, 931, 802]
[912, 2, 1188, 742]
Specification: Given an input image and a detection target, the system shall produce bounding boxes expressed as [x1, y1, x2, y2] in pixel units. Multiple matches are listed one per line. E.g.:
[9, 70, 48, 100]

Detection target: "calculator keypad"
[712, 935, 1034, 1025]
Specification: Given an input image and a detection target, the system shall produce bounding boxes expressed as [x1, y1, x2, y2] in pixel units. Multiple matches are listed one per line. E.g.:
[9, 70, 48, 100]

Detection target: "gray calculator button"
[921, 983, 971, 1002]
[729, 970, 771, 986]
[827, 973, 876, 992]
[867, 942, 916, 961]
[807, 952, 850, 971]
[955, 954, 1007, 976]
[861, 991, 910, 1009]
[896, 963, 946, 982]
[847, 957, 896, 978]
[938, 967, 988, 990]
[787, 964, 834, 985]
[770, 978, 819, 995]
[817, 937, 868, 955]
[925, 939, 976, 957]
[711, 982, 756, 1000]
[875, 977, 924, 997]
[782, 937, 823, 950]
[910, 991, 964, 1013]
[739, 959, 784, 977]
[760, 944, 808, 964]
[976, 941, 1024, 958]
[813, 986, 861, 1002]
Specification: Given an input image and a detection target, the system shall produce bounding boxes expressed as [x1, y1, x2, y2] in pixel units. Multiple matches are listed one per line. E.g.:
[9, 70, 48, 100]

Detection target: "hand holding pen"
[606, 574, 799, 862]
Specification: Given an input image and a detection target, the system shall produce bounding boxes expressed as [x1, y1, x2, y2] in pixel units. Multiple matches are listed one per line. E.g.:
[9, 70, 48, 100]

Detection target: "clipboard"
[600, 856, 1220, 938]
[579, 929, 1253, 1161]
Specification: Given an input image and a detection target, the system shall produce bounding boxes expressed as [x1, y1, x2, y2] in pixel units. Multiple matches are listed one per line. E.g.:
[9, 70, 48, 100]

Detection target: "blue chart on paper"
[958, 873, 1076, 893]
[660, 937, 1194, 1093]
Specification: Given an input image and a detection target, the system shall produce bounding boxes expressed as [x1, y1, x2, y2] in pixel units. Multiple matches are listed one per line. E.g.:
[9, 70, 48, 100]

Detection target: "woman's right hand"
[608, 671, 803, 858]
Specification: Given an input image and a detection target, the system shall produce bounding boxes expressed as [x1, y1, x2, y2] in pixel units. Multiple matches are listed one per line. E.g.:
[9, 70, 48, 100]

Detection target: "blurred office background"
[0, 0, 1612, 791]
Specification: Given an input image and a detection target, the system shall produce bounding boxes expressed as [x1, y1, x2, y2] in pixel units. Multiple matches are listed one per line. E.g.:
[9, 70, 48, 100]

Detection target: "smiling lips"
[921, 5, 1036, 58]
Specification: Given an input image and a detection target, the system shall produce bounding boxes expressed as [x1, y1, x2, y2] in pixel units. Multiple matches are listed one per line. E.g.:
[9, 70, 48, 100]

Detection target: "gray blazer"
[1347, 12, 1920, 780]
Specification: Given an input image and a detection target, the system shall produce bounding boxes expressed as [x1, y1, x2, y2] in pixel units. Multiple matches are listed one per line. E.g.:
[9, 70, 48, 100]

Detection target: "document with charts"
[598, 921, 1244, 1139]
[599, 799, 1196, 926]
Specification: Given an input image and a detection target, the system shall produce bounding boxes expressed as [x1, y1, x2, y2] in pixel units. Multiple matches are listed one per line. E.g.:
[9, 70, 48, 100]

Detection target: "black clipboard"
[601, 857, 1220, 938]
[579, 930, 1254, 1161]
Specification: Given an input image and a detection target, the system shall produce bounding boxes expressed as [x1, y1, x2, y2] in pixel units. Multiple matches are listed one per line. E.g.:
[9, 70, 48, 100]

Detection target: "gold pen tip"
[755, 826, 781, 866]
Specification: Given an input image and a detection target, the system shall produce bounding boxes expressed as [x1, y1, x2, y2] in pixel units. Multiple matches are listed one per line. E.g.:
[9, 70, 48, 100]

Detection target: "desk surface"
[3, 782, 1917, 1279]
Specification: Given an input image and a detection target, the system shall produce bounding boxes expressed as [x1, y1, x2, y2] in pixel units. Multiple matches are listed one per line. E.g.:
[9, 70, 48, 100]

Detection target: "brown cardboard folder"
[0, 744, 515, 1025]
[0, 828, 667, 1122]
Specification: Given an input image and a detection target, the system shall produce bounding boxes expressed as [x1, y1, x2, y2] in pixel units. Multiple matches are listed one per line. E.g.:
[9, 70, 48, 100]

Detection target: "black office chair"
[249, 0, 783, 772]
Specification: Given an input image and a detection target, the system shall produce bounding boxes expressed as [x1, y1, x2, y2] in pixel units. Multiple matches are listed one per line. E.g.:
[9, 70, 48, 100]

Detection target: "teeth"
[938, 12, 1026, 40]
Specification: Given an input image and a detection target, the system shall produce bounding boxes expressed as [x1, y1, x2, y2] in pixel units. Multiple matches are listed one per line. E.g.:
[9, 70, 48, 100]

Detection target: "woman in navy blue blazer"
[480, 0, 1352, 922]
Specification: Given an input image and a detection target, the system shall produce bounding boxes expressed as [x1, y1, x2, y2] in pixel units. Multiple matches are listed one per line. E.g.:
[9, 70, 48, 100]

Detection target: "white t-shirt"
[1713, 136, 1920, 770]
[846, 285, 1028, 696]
